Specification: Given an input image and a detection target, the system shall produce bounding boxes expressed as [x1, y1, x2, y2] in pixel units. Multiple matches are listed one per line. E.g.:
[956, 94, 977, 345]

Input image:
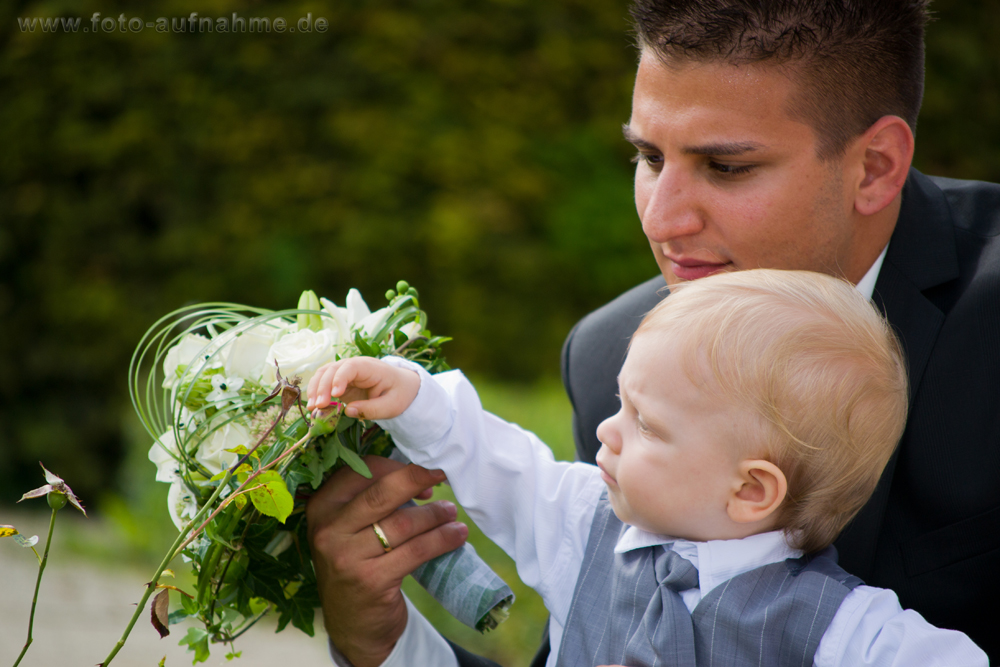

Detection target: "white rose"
[262, 328, 338, 389]
[162, 333, 213, 388]
[149, 430, 181, 483]
[195, 421, 249, 476]
[223, 324, 284, 380]
[167, 479, 198, 530]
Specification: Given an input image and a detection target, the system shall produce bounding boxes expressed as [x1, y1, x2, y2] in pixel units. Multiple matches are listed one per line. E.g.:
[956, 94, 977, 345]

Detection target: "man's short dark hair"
[629, 0, 931, 158]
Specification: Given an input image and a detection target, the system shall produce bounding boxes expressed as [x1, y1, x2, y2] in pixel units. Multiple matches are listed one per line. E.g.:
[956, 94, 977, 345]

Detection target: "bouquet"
[129, 282, 513, 664]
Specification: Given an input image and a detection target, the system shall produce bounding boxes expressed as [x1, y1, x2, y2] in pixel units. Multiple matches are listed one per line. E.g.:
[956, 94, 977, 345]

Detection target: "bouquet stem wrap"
[410, 520, 514, 632]
[388, 447, 514, 631]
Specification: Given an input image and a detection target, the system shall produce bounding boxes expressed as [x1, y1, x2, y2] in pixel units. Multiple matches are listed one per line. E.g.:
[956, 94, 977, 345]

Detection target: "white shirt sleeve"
[376, 357, 604, 626]
[815, 585, 988, 667]
[329, 595, 459, 667]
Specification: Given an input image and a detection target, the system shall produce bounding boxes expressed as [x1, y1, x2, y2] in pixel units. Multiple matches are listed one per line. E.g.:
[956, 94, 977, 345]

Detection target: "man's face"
[627, 52, 863, 286]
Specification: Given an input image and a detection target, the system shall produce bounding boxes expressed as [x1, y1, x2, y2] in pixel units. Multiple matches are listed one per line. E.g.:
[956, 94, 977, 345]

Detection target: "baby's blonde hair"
[635, 269, 908, 553]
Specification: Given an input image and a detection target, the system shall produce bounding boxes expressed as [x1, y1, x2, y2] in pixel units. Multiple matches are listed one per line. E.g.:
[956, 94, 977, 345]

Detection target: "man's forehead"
[627, 53, 816, 153]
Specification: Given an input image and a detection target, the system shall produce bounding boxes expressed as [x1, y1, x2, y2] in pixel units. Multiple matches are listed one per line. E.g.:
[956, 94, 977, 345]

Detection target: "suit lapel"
[835, 169, 959, 580]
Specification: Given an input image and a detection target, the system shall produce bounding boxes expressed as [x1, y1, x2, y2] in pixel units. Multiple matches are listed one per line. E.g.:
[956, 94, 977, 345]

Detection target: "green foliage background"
[0, 0, 998, 662]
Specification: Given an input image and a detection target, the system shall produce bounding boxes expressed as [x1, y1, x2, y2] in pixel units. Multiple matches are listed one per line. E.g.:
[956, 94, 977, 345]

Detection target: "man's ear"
[727, 460, 788, 526]
[851, 115, 914, 217]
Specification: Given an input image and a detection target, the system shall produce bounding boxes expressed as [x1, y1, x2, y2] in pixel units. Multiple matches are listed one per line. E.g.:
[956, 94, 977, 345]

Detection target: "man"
[307, 1, 1000, 665]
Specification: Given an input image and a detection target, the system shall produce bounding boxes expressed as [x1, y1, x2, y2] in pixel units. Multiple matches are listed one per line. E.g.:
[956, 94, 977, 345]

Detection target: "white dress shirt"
[331, 249, 981, 667]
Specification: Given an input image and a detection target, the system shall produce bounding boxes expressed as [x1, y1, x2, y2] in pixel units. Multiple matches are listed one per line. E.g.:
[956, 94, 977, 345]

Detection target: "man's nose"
[638, 164, 704, 243]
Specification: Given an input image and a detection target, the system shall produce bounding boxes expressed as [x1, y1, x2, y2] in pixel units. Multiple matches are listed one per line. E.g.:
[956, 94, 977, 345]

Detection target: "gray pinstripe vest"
[556, 494, 863, 667]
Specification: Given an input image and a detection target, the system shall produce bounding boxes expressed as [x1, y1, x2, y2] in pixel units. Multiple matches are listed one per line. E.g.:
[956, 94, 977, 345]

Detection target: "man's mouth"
[667, 255, 732, 281]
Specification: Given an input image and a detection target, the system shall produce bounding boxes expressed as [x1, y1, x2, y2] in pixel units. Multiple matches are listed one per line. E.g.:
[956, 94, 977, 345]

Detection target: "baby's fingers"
[307, 361, 343, 410]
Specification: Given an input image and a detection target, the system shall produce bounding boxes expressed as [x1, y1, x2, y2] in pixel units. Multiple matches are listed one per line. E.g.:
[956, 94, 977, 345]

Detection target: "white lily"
[321, 288, 393, 347]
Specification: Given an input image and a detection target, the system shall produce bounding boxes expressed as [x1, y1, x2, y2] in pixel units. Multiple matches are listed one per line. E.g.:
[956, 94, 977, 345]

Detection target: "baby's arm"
[315, 356, 602, 626]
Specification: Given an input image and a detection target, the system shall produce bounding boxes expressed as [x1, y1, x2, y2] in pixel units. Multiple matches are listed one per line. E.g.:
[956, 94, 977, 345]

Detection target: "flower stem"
[99, 470, 233, 667]
[12, 508, 57, 667]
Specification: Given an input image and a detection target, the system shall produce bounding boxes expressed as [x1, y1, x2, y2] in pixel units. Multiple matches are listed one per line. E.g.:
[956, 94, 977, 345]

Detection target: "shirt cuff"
[376, 357, 456, 449]
[328, 594, 459, 667]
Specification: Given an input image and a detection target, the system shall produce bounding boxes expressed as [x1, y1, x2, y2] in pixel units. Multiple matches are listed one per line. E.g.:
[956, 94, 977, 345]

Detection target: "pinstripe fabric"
[557, 494, 862, 667]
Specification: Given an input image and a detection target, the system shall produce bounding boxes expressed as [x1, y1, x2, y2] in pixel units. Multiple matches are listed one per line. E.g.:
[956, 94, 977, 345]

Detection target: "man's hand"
[306, 357, 420, 420]
[307, 456, 468, 667]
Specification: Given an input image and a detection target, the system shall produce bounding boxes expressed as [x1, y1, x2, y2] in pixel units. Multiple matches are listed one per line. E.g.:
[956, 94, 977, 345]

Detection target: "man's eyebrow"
[622, 124, 765, 156]
[683, 141, 764, 156]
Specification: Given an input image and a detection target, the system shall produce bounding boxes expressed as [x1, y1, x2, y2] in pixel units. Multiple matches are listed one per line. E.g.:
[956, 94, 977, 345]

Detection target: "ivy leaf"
[151, 589, 170, 638]
[178, 627, 210, 663]
[337, 443, 372, 479]
[277, 586, 318, 636]
[247, 471, 293, 523]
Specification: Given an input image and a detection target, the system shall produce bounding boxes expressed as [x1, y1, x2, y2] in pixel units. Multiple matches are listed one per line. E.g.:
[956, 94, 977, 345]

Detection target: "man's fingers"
[370, 500, 458, 555]
[347, 464, 447, 531]
[380, 519, 469, 575]
[307, 456, 406, 514]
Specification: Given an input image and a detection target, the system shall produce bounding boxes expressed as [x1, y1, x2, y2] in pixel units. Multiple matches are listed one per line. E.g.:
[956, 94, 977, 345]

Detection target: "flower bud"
[47, 490, 68, 511]
[395, 280, 410, 294]
[297, 290, 323, 331]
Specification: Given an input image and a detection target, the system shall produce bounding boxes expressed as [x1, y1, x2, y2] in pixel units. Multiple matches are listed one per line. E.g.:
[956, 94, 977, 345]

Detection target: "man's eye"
[631, 152, 663, 167]
[709, 161, 755, 176]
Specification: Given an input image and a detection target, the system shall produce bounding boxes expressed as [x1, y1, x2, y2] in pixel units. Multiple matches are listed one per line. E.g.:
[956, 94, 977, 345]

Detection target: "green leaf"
[277, 586, 318, 636]
[247, 471, 293, 523]
[321, 438, 341, 471]
[337, 442, 372, 479]
[302, 449, 324, 490]
[167, 609, 190, 626]
[180, 591, 199, 616]
[178, 626, 211, 664]
[353, 331, 379, 357]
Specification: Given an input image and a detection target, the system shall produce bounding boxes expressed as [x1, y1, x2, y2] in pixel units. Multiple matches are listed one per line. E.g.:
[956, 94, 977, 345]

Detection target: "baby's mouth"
[597, 462, 618, 487]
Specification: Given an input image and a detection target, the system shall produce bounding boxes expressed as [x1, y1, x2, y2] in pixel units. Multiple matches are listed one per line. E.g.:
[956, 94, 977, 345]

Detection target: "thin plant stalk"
[99, 469, 234, 667]
[12, 508, 57, 667]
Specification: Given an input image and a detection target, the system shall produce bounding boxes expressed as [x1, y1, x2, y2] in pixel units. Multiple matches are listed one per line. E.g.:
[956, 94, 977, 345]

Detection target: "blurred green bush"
[1, 0, 998, 513]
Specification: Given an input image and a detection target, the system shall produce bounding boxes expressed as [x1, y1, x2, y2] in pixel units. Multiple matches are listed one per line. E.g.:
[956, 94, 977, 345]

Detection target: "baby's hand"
[306, 357, 420, 420]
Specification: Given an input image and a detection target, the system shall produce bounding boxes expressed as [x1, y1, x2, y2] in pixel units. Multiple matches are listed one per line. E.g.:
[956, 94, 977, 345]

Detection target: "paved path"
[0, 514, 332, 667]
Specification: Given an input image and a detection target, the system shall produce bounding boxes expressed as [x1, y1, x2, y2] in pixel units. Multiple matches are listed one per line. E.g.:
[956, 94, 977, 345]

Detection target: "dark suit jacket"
[456, 169, 1000, 665]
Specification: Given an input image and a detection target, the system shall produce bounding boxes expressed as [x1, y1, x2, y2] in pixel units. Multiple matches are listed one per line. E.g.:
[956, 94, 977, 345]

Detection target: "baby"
[307, 269, 986, 667]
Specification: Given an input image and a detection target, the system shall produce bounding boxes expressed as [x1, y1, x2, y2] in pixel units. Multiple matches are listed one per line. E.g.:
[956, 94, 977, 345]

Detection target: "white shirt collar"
[854, 244, 889, 301]
[615, 528, 802, 599]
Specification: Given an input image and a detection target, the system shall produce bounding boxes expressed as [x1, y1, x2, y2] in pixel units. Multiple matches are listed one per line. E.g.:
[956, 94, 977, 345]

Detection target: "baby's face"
[595, 331, 748, 540]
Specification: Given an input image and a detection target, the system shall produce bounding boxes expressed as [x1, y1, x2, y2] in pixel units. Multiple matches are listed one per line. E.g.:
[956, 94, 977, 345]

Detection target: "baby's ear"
[726, 460, 787, 526]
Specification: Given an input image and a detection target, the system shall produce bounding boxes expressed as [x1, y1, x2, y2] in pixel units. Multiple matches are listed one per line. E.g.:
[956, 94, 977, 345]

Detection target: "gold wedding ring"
[372, 521, 392, 553]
